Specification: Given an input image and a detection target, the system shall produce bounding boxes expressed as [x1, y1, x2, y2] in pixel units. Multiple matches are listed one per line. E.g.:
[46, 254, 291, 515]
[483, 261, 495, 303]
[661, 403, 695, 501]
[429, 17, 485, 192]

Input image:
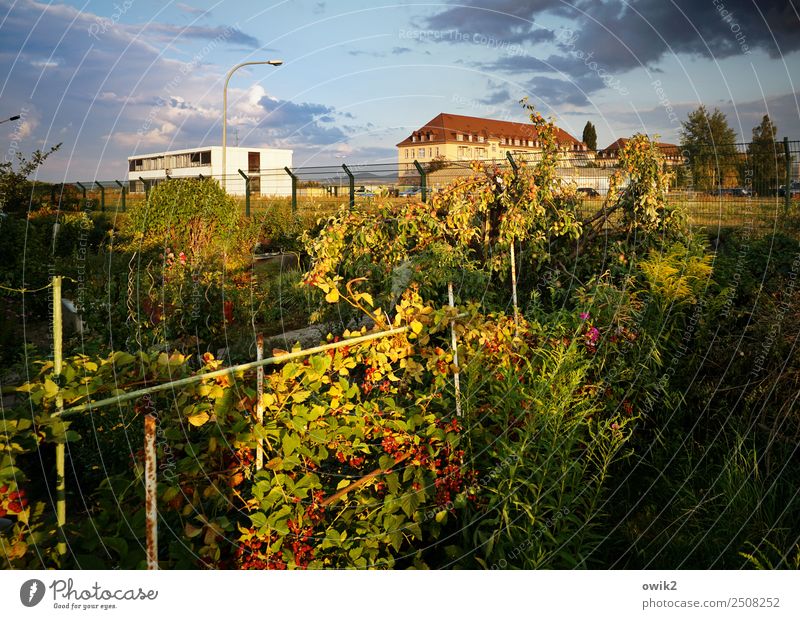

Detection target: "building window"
[418, 148, 425, 158]
[478, 135, 485, 143]
[514, 138, 520, 146]
[456, 133, 463, 141]
[435, 147, 440, 156]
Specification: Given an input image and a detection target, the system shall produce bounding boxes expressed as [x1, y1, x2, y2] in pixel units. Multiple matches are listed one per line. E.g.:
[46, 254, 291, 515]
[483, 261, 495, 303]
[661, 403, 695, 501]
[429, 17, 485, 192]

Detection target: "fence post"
[256, 334, 265, 471]
[114, 180, 126, 212]
[342, 164, 355, 209]
[75, 181, 87, 210]
[447, 282, 462, 417]
[506, 152, 520, 332]
[784, 137, 792, 216]
[510, 241, 519, 334]
[506, 151, 518, 174]
[144, 414, 158, 570]
[413, 160, 427, 203]
[52, 276, 67, 561]
[284, 166, 298, 213]
[238, 169, 250, 217]
[139, 177, 148, 200]
[96, 181, 105, 212]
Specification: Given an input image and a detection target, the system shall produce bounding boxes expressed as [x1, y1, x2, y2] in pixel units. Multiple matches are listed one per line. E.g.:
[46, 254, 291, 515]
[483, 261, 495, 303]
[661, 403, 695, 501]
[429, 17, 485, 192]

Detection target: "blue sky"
[1, 0, 798, 180]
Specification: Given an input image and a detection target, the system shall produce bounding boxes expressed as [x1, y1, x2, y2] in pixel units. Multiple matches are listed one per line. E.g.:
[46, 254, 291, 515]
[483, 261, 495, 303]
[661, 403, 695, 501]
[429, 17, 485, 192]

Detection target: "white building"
[127, 146, 293, 196]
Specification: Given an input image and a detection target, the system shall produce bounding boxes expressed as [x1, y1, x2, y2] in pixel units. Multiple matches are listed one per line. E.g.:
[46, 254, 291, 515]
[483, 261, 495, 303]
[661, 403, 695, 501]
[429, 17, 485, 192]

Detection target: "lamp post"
[222, 60, 282, 191]
[0, 114, 21, 125]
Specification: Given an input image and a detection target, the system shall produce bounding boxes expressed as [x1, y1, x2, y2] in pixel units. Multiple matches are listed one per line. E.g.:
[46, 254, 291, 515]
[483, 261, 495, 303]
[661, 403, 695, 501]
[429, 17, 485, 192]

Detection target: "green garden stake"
[413, 160, 427, 203]
[114, 180, 126, 212]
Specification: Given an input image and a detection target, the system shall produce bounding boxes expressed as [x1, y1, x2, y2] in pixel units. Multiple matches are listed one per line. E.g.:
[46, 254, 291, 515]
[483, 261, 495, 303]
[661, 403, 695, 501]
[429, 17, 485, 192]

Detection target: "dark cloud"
[392, 47, 412, 55]
[522, 76, 590, 107]
[143, 23, 261, 48]
[478, 88, 511, 105]
[258, 96, 348, 145]
[423, 1, 800, 93]
[423, 0, 575, 43]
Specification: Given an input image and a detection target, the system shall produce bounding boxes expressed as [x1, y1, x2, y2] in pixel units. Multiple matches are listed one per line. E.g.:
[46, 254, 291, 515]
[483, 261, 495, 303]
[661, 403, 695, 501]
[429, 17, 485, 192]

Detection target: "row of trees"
[581, 111, 791, 194]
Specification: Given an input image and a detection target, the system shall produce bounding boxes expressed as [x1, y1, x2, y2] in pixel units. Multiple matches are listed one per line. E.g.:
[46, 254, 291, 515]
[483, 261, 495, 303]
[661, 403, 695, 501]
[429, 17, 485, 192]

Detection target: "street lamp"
[222, 60, 283, 191]
[0, 114, 21, 125]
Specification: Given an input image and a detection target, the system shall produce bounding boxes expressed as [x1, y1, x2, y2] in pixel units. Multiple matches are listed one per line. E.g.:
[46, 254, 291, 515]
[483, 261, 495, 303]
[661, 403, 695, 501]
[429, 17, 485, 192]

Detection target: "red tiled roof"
[396, 113, 584, 148]
[599, 137, 680, 157]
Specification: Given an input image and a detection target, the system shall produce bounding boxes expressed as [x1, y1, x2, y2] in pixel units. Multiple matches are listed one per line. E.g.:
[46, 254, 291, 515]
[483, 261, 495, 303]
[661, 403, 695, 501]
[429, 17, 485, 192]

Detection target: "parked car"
[708, 187, 751, 197]
[576, 187, 600, 197]
[778, 181, 800, 198]
[399, 186, 422, 197]
[354, 186, 375, 197]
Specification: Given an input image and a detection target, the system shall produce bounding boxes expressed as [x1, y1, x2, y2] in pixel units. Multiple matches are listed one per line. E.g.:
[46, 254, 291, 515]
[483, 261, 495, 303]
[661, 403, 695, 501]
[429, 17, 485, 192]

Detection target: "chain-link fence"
[29, 139, 800, 229]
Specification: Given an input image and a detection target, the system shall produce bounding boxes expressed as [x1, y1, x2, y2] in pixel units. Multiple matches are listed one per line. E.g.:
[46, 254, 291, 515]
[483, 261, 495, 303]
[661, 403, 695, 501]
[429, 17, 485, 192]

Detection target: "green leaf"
[250, 512, 268, 529]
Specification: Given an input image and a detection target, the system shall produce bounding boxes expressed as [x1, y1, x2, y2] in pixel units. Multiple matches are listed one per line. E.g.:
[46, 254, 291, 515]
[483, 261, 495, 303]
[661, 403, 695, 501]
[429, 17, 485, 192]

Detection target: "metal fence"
[29, 139, 800, 229]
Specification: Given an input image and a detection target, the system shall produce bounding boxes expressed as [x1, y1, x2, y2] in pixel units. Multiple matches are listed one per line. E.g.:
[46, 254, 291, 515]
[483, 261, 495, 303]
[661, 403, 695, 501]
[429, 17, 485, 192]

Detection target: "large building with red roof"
[396, 112, 588, 173]
[597, 137, 683, 166]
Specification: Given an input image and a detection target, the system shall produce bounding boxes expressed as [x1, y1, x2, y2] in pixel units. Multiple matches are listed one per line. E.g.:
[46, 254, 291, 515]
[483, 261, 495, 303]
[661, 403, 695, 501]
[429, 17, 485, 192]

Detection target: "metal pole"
[284, 166, 297, 213]
[222, 60, 283, 192]
[413, 160, 427, 203]
[256, 334, 264, 471]
[144, 414, 158, 570]
[342, 164, 355, 209]
[139, 177, 148, 200]
[75, 181, 86, 209]
[238, 169, 250, 217]
[784, 137, 792, 216]
[59, 324, 414, 416]
[448, 282, 462, 418]
[53, 276, 67, 560]
[506, 151, 518, 174]
[97, 181, 105, 212]
[510, 241, 519, 334]
[114, 180, 126, 212]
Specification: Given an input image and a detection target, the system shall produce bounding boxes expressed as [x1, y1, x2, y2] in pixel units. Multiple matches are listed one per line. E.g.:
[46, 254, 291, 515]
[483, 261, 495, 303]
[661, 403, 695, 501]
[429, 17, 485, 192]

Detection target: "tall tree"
[746, 114, 784, 196]
[582, 121, 597, 151]
[680, 106, 739, 190]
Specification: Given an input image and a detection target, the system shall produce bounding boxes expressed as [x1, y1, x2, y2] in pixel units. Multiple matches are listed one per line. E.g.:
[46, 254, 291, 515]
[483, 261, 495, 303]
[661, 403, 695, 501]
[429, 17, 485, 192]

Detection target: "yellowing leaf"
[187, 411, 210, 427]
[325, 288, 340, 303]
[43, 379, 59, 399]
[410, 320, 423, 335]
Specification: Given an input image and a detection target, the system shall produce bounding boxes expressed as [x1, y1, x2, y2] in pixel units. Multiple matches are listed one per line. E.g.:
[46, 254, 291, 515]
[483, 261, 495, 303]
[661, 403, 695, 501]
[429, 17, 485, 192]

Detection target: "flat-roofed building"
[127, 146, 293, 195]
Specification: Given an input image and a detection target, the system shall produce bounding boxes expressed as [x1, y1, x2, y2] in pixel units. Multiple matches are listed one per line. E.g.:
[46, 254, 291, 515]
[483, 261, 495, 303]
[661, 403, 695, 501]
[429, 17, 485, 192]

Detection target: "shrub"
[125, 178, 246, 262]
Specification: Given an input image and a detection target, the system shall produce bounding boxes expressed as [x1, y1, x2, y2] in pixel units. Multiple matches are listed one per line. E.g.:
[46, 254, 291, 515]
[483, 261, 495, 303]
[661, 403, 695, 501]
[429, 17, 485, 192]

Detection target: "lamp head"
[267, 60, 283, 66]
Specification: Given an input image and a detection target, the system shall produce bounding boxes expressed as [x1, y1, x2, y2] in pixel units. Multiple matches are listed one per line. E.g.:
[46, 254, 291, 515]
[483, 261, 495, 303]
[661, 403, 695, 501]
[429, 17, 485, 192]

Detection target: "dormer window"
[412, 135, 417, 143]
[478, 135, 485, 143]
[456, 133, 464, 141]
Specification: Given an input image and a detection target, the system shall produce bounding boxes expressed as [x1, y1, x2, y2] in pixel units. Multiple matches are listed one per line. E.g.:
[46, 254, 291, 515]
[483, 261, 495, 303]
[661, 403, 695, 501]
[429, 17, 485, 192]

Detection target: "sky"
[0, 0, 798, 181]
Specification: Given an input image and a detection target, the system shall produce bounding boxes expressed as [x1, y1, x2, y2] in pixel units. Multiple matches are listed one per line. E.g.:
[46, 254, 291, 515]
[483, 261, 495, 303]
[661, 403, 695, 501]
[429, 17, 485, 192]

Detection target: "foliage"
[582, 120, 597, 151]
[746, 115, 785, 196]
[124, 178, 247, 263]
[680, 105, 739, 190]
[0, 143, 61, 216]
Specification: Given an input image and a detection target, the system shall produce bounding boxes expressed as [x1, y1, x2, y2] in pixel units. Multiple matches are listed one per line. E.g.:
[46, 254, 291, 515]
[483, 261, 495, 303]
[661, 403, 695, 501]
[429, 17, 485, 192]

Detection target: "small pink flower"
[586, 326, 600, 344]
[579, 312, 590, 321]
